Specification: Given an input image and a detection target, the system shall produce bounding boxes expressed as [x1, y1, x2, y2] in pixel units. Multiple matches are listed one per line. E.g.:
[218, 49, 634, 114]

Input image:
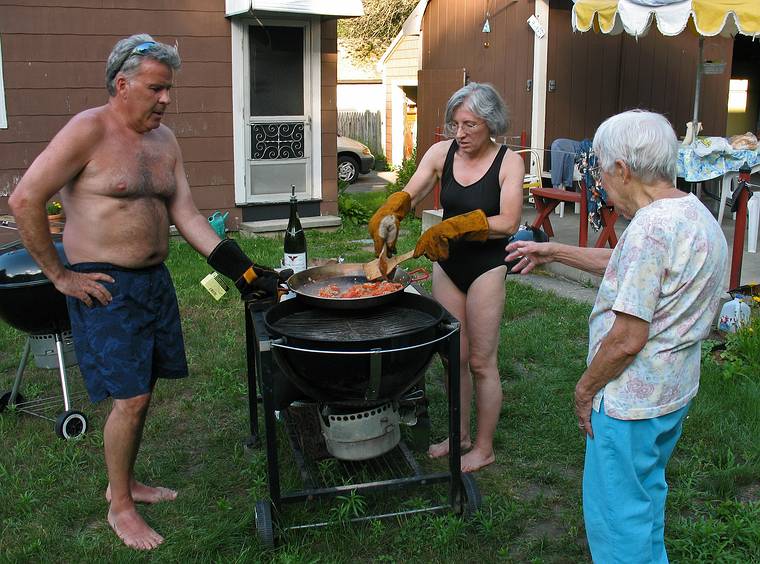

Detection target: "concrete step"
[239, 215, 342, 238]
[421, 208, 443, 233]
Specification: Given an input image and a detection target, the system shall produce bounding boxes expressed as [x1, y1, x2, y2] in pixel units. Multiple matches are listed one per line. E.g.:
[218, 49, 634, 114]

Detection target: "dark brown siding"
[617, 34, 732, 137]
[421, 0, 535, 146]
[0, 1, 235, 219]
[417, 68, 466, 212]
[544, 5, 623, 153]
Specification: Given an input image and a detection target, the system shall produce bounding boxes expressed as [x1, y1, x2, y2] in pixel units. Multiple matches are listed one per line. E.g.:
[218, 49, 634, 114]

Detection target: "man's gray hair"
[592, 110, 678, 184]
[444, 82, 510, 137]
[105, 34, 181, 96]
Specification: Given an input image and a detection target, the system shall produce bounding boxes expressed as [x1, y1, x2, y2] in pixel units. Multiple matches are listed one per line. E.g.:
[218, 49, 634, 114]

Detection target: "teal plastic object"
[208, 211, 229, 238]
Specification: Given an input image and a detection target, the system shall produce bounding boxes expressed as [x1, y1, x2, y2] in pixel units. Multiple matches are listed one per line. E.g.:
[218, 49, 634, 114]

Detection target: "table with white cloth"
[678, 145, 760, 183]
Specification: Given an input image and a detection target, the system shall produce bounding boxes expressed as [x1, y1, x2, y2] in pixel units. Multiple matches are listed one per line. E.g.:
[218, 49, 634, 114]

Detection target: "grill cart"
[0, 234, 88, 439]
[243, 290, 481, 548]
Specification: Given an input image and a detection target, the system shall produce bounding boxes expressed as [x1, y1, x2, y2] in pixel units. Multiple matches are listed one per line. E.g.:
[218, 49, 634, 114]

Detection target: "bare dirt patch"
[738, 482, 760, 503]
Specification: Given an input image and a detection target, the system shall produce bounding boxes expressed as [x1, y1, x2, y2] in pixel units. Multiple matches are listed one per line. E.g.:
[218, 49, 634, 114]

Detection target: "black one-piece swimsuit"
[438, 141, 509, 293]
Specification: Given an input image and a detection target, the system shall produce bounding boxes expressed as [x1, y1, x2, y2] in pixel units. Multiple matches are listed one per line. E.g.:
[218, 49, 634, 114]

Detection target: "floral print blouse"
[588, 193, 728, 420]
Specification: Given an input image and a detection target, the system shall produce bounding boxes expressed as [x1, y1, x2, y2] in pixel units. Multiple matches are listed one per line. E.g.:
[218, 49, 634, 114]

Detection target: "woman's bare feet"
[427, 437, 472, 459]
[106, 481, 177, 504]
[461, 447, 495, 473]
[107, 506, 164, 550]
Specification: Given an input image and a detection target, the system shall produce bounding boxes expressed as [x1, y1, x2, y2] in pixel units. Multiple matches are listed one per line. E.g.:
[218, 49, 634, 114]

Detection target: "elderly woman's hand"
[574, 381, 595, 438]
[505, 240, 554, 274]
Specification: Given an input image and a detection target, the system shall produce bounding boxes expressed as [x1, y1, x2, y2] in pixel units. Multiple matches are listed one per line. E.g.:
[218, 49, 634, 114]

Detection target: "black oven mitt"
[207, 239, 293, 299]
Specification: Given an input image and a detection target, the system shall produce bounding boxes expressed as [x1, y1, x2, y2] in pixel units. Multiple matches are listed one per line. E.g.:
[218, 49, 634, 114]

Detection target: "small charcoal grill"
[244, 290, 481, 548]
[0, 233, 88, 439]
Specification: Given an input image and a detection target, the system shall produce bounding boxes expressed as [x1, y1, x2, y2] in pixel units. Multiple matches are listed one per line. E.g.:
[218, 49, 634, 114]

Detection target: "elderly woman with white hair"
[506, 109, 727, 562]
[368, 82, 524, 472]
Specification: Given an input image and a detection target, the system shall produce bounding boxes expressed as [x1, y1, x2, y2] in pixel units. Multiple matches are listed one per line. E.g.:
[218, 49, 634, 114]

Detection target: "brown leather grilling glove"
[368, 191, 412, 256]
[413, 209, 490, 262]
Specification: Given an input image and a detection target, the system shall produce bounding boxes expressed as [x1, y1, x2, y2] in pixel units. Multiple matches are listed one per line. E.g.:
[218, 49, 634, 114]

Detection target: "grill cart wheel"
[54, 410, 87, 440]
[0, 391, 25, 412]
[254, 500, 275, 548]
[456, 473, 482, 518]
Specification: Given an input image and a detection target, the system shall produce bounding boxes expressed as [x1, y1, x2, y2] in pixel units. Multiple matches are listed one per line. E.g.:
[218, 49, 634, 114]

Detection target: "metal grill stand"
[243, 296, 481, 548]
[0, 331, 88, 439]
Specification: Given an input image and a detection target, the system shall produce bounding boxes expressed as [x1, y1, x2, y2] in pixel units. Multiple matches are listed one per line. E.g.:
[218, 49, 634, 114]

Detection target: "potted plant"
[47, 201, 64, 233]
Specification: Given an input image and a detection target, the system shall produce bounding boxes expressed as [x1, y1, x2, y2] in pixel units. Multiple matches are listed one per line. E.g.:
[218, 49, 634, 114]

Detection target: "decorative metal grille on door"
[251, 122, 305, 159]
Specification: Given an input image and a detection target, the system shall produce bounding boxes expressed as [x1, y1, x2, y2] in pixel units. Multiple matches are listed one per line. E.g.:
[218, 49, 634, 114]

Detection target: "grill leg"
[54, 332, 71, 411]
[260, 346, 282, 512]
[445, 323, 462, 508]
[9, 338, 32, 404]
[245, 302, 260, 448]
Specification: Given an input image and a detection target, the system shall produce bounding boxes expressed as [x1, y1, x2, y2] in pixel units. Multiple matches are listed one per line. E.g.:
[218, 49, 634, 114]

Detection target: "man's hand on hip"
[54, 270, 114, 307]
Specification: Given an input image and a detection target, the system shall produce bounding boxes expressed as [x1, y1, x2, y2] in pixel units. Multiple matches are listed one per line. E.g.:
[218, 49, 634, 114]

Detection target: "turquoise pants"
[583, 399, 691, 564]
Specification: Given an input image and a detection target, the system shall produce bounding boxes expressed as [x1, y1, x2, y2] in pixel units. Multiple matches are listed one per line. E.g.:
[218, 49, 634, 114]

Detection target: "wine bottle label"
[283, 252, 307, 273]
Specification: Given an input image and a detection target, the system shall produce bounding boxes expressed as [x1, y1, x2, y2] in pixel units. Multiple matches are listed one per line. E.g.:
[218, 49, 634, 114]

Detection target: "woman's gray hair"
[592, 110, 678, 184]
[106, 34, 181, 96]
[444, 82, 510, 137]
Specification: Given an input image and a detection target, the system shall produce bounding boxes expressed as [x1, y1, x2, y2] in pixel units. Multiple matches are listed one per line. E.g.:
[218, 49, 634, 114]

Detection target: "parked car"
[337, 135, 375, 184]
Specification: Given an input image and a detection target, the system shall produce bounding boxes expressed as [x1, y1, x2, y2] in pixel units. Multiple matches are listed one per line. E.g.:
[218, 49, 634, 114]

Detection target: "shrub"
[337, 179, 371, 225]
[373, 153, 389, 172]
[719, 314, 760, 380]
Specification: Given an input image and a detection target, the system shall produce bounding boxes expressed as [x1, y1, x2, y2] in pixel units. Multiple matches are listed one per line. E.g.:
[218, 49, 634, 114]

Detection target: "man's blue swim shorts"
[66, 262, 189, 402]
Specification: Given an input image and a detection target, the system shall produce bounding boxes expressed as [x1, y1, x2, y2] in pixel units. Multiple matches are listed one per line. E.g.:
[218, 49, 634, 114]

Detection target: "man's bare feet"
[427, 437, 472, 459]
[106, 481, 177, 504]
[461, 447, 495, 473]
[107, 506, 164, 550]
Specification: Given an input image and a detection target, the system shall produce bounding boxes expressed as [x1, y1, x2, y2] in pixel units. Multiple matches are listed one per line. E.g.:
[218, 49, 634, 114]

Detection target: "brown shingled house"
[0, 0, 363, 230]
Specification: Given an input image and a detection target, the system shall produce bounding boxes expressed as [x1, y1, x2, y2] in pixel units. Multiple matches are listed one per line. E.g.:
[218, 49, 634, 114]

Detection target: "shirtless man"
[9, 34, 286, 550]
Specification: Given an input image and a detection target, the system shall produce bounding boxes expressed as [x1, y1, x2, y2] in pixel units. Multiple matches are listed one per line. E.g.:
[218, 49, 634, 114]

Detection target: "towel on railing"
[550, 138, 583, 188]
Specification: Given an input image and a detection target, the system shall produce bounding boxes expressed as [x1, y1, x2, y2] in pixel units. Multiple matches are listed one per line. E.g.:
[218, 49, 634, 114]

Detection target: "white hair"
[444, 82, 510, 137]
[592, 110, 678, 184]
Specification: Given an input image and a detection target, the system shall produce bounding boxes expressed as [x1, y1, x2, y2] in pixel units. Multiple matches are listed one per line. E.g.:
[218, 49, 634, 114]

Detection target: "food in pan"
[318, 281, 404, 298]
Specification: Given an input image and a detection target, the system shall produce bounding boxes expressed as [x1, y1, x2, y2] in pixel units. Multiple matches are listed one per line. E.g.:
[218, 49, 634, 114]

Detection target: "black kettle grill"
[0, 235, 88, 439]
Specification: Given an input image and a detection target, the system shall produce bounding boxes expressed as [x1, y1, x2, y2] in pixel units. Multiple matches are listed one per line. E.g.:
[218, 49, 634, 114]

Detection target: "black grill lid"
[0, 236, 68, 287]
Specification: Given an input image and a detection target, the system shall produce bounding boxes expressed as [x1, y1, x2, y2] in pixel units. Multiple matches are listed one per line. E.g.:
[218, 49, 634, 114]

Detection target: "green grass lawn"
[1, 195, 759, 562]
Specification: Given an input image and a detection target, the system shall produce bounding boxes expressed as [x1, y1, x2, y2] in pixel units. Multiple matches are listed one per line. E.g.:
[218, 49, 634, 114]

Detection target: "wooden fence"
[337, 110, 383, 157]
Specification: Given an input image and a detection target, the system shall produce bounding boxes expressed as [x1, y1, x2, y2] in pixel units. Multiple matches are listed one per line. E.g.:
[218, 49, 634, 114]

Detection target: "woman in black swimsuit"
[369, 83, 524, 472]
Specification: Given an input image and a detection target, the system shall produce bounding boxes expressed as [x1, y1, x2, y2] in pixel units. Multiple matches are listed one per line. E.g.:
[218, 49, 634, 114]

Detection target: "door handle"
[548, 79, 556, 93]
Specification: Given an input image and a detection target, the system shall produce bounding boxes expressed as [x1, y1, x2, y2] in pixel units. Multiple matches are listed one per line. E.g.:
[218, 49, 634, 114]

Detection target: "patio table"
[678, 145, 760, 183]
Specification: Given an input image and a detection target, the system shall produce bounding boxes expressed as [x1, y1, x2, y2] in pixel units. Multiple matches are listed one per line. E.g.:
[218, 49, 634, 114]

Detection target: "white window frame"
[231, 15, 322, 204]
[0, 37, 7, 129]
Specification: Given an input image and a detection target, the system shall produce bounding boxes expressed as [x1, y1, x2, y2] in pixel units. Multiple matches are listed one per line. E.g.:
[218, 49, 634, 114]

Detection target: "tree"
[338, 0, 418, 65]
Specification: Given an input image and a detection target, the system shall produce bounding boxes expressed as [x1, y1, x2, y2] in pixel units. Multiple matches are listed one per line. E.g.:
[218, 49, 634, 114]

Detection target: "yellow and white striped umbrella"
[572, 0, 760, 38]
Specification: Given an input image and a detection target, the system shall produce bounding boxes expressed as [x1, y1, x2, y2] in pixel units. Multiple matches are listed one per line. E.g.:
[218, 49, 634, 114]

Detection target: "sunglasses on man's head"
[111, 41, 159, 79]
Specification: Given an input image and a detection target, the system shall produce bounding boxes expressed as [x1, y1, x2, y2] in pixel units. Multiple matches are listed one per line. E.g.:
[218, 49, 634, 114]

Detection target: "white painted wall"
[530, 0, 550, 177]
[337, 83, 385, 112]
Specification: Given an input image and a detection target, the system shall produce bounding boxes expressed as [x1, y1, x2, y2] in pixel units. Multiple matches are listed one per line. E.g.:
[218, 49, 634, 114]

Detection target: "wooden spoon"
[363, 248, 415, 281]
[363, 244, 388, 281]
